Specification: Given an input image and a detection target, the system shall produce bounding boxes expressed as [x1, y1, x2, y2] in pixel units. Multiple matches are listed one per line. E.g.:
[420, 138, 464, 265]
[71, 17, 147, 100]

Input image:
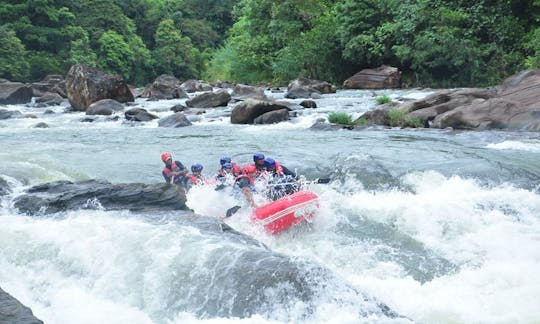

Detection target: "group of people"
[161, 152, 301, 208]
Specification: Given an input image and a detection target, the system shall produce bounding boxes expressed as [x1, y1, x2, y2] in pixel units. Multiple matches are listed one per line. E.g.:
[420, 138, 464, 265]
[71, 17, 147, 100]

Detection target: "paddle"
[225, 205, 241, 217]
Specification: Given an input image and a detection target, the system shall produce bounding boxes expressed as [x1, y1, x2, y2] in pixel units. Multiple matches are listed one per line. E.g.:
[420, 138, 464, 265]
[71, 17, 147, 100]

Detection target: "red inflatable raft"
[251, 190, 319, 234]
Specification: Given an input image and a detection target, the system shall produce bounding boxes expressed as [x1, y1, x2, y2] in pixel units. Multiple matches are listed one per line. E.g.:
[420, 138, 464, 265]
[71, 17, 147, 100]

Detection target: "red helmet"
[161, 152, 172, 162]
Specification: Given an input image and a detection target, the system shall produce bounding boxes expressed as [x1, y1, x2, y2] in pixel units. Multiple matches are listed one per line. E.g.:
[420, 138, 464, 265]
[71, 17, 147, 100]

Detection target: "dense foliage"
[1, 0, 540, 87]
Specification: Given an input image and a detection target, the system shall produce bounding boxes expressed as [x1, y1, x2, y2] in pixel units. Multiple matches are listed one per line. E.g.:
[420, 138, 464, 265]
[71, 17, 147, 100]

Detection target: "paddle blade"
[316, 178, 331, 184]
[225, 205, 241, 218]
[214, 184, 226, 191]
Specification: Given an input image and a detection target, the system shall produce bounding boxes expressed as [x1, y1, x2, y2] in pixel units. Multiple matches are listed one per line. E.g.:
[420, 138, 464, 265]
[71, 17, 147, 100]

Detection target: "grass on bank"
[376, 95, 392, 105]
[385, 109, 423, 128]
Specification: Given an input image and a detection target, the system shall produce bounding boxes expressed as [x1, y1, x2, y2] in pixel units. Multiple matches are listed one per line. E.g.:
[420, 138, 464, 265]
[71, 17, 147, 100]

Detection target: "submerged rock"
[0, 287, 43, 323]
[13, 179, 187, 215]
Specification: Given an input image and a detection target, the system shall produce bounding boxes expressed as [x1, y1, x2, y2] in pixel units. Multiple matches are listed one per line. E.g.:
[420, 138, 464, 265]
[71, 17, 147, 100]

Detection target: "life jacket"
[163, 161, 184, 183]
[238, 165, 257, 185]
[274, 161, 284, 175]
[218, 162, 241, 177]
[187, 174, 201, 185]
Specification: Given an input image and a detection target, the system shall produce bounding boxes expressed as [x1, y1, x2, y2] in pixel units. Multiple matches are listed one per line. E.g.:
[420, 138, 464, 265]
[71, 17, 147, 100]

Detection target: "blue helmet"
[264, 158, 276, 168]
[222, 162, 232, 169]
[220, 157, 231, 165]
[191, 163, 203, 172]
[253, 153, 265, 162]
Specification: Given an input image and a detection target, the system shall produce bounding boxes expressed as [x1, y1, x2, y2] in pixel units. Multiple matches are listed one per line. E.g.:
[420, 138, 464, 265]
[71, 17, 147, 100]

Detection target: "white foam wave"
[486, 140, 540, 153]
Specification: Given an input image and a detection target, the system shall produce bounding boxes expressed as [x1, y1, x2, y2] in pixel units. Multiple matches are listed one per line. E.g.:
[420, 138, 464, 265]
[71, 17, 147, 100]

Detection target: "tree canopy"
[1, 0, 539, 87]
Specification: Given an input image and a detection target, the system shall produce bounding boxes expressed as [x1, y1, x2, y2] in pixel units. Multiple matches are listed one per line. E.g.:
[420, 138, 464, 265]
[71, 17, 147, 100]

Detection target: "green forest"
[2, 0, 540, 87]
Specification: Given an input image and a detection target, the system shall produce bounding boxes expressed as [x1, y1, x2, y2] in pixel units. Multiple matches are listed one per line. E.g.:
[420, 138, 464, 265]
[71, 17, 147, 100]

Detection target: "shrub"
[385, 109, 423, 128]
[376, 95, 391, 105]
[328, 112, 355, 125]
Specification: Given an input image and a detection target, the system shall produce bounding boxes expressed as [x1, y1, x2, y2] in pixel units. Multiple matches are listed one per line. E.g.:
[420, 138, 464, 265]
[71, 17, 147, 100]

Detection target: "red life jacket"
[187, 174, 201, 185]
[163, 161, 183, 177]
[274, 161, 284, 175]
[238, 165, 257, 185]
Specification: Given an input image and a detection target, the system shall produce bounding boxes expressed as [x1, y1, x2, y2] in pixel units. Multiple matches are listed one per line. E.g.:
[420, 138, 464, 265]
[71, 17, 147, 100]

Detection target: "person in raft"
[263, 157, 301, 200]
[161, 152, 188, 185]
[235, 165, 259, 208]
[185, 163, 205, 190]
[217, 157, 241, 177]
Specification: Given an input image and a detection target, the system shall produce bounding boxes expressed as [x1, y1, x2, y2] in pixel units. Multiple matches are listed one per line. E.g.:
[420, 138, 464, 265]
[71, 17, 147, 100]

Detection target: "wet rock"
[253, 109, 289, 124]
[125, 108, 158, 122]
[231, 99, 290, 124]
[86, 99, 124, 116]
[231, 84, 267, 101]
[285, 78, 336, 99]
[140, 75, 188, 99]
[299, 100, 317, 108]
[343, 65, 402, 89]
[13, 179, 187, 215]
[0, 177, 10, 196]
[158, 112, 192, 127]
[186, 90, 231, 108]
[0, 82, 33, 105]
[0, 109, 23, 120]
[33, 122, 49, 128]
[0, 287, 43, 323]
[180, 79, 213, 93]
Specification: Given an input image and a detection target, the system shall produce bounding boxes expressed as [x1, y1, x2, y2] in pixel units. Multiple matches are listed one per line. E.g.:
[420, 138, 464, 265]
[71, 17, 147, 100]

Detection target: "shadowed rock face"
[0, 287, 43, 324]
[65, 64, 134, 111]
[13, 180, 187, 215]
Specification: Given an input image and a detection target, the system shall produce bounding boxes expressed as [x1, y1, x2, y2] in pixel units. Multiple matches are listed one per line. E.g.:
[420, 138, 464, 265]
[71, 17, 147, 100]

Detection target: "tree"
[153, 19, 198, 79]
[0, 25, 29, 81]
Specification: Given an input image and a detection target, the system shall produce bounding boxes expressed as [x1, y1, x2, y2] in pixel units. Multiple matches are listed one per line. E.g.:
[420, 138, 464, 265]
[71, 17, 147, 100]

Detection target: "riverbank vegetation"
[1, 0, 540, 87]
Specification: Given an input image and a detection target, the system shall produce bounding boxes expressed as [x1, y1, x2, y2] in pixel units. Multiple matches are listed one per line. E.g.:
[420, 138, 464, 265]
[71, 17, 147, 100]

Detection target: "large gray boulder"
[86, 99, 124, 115]
[231, 84, 267, 101]
[186, 89, 231, 108]
[13, 180, 187, 215]
[180, 79, 213, 93]
[0, 81, 33, 105]
[285, 78, 336, 99]
[253, 109, 290, 124]
[140, 75, 189, 99]
[125, 108, 159, 122]
[430, 70, 540, 130]
[65, 64, 134, 111]
[30, 74, 66, 98]
[343, 65, 402, 89]
[231, 99, 290, 124]
[0, 287, 43, 323]
[158, 112, 192, 127]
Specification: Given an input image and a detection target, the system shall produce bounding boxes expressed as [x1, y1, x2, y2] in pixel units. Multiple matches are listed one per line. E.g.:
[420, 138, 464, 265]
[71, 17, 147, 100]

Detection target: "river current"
[1, 89, 539, 323]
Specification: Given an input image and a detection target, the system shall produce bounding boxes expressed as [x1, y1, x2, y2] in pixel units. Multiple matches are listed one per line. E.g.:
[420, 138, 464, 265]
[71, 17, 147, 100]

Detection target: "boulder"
[33, 92, 64, 107]
[180, 79, 213, 93]
[13, 179, 187, 215]
[186, 90, 231, 108]
[231, 84, 267, 101]
[0, 287, 43, 324]
[299, 100, 317, 108]
[0, 109, 23, 120]
[140, 75, 188, 99]
[343, 65, 401, 89]
[33, 122, 49, 128]
[158, 112, 193, 127]
[125, 108, 159, 122]
[31, 74, 66, 98]
[65, 64, 134, 111]
[231, 99, 290, 124]
[253, 109, 290, 124]
[0, 177, 10, 196]
[285, 78, 336, 99]
[0, 82, 33, 105]
[408, 70, 540, 130]
[86, 99, 124, 115]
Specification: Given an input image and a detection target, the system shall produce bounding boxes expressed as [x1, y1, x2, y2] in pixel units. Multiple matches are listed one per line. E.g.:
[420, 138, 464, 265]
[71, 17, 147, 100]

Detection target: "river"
[1, 89, 539, 323]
